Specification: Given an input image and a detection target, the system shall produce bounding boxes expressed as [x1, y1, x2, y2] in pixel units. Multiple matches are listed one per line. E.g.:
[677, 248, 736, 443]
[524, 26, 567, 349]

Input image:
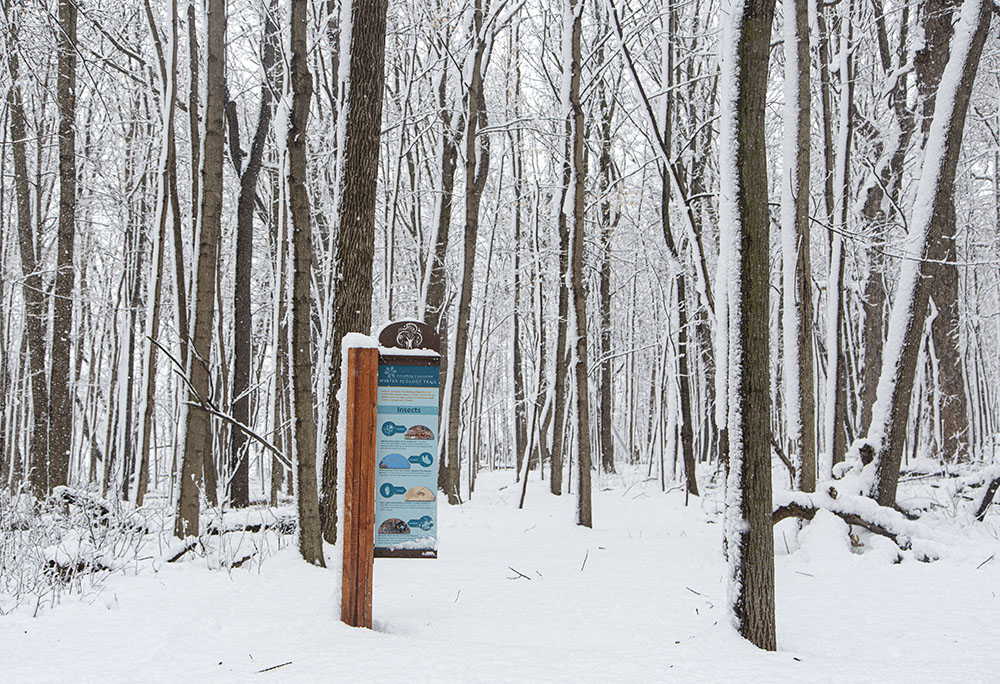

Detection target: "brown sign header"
[378, 320, 440, 353]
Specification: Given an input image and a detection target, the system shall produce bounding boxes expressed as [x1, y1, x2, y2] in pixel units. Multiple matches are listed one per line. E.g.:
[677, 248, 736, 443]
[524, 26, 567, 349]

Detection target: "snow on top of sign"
[342, 332, 378, 349]
[378, 346, 440, 357]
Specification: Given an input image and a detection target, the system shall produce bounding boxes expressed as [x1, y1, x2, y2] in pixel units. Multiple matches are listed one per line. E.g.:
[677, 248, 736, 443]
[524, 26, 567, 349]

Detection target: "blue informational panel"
[373, 359, 439, 558]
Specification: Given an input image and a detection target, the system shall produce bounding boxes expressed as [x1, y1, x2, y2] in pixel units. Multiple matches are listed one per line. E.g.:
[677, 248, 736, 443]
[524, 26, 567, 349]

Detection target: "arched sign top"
[377, 320, 440, 353]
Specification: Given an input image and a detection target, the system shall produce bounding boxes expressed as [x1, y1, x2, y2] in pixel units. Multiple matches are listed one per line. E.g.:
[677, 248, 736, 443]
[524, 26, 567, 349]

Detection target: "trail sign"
[374, 321, 440, 559]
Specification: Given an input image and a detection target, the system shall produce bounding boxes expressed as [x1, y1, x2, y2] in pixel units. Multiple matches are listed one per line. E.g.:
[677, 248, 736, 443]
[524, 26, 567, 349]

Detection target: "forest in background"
[2, 0, 999, 650]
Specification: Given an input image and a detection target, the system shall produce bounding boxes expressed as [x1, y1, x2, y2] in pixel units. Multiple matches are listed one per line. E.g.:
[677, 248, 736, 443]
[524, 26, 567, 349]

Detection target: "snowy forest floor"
[3, 468, 1000, 683]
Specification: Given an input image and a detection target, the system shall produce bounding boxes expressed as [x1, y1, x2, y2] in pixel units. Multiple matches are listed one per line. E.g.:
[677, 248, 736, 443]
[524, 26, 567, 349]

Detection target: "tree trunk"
[867, 0, 991, 506]
[50, 0, 80, 494]
[916, 0, 969, 463]
[288, 0, 325, 566]
[444, 7, 489, 505]
[719, 0, 777, 650]
[425, 41, 456, 491]
[550, 151, 570, 496]
[175, 0, 226, 538]
[230, 0, 279, 508]
[566, 0, 592, 527]
[4, 1, 50, 498]
[781, 0, 815, 492]
[320, 0, 390, 541]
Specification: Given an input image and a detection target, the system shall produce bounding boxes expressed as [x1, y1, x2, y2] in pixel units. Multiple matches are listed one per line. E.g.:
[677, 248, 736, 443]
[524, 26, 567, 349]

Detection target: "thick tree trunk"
[720, 0, 778, 650]
[319, 0, 389, 541]
[859, 0, 911, 437]
[175, 0, 226, 539]
[916, 0, 969, 463]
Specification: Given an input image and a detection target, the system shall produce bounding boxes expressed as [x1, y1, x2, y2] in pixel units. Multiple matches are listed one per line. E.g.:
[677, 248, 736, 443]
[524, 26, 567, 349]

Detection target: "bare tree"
[719, 0, 777, 650]
[320, 0, 390, 540]
[866, 0, 991, 507]
[565, 0, 592, 527]
[49, 0, 80, 493]
[175, 0, 227, 538]
[443, 0, 491, 505]
[781, 0, 815, 491]
[288, 0, 324, 566]
[4, 0, 49, 498]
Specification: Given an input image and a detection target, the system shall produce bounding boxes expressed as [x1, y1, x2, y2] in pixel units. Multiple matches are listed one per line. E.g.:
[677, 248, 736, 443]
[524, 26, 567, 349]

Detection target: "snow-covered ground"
[4, 470, 1000, 683]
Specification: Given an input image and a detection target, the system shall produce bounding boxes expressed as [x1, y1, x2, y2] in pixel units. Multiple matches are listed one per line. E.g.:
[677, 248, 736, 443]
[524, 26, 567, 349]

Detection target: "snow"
[7, 472, 1000, 682]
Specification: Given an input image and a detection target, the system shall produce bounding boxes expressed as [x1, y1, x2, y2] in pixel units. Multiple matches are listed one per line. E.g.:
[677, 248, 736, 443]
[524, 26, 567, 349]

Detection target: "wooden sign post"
[341, 347, 377, 628]
[340, 321, 440, 629]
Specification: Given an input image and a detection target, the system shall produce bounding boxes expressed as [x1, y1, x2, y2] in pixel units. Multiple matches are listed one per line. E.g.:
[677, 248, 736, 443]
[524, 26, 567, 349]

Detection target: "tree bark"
[320, 0, 390, 540]
[867, 0, 991, 506]
[781, 0, 815, 491]
[175, 0, 227, 538]
[4, 1, 50, 498]
[443, 6, 489, 505]
[425, 40, 456, 492]
[565, 0, 592, 526]
[720, 0, 778, 650]
[230, 0, 279, 508]
[289, 0, 325, 566]
[916, 0, 969, 463]
[50, 0, 80, 494]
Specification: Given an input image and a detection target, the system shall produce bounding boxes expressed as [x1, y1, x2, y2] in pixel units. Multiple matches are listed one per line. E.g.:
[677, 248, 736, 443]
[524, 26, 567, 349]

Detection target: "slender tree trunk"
[781, 0, 815, 491]
[824, 2, 852, 476]
[444, 8, 489, 505]
[565, 0, 592, 527]
[289, 0, 325, 566]
[425, 41, 456, 491]
[4, 2, 50, 498]
[49, 0, 80, 494]
[175, 0, 227, 538]
[230, 0, 279, 508]
[597, 42, 617, 476]
[551, 151, 570, 496]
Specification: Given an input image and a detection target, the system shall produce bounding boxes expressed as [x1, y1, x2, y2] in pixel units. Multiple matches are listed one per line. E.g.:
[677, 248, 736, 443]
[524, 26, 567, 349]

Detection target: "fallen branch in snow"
[205, 516, 296, 536]
[508, 567, 532, 580]
[948, 466, 1000, 521]
[772, 500, 904, 547]
[167, 540, 197, 563]
[772, 488, 936, 553]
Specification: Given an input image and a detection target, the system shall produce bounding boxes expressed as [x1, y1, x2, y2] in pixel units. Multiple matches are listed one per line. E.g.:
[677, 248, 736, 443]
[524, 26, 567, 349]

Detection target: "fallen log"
[773, 500, 905, 548]
[771, 488, 935, 553]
